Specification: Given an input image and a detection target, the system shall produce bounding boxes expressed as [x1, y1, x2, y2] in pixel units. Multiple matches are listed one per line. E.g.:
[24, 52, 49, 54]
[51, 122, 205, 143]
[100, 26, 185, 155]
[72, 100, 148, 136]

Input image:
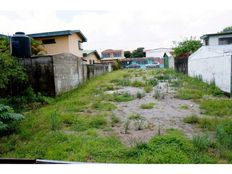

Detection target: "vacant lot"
[0, 69, 232, 163]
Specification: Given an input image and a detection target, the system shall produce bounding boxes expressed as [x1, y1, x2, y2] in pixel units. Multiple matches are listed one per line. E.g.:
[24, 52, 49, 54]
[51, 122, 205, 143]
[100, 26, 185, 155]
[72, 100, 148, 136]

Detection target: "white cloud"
[0, 9, 232, 52]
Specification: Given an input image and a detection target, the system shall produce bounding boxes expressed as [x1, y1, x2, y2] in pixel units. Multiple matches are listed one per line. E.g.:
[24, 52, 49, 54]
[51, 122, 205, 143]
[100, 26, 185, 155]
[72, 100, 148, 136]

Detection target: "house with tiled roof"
[28, 30, 87, 57]
[83, 50, 101, 64]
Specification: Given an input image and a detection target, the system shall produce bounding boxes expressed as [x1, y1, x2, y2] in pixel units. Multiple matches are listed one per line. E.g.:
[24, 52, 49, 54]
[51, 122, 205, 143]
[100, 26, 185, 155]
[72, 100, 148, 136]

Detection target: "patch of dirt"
[109, 83, 202, 146]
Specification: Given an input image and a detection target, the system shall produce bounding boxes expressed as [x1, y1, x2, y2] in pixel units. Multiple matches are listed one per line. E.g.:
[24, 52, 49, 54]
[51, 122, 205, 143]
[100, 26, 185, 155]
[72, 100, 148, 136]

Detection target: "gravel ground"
[109, 83, 202, 146]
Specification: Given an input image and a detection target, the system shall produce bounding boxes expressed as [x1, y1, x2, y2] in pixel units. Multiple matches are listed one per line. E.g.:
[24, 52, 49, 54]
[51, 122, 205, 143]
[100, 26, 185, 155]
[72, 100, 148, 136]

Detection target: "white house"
[201, 31, 232, 46]
[145, 48, 172, 58]
[188, 31, 232, 94]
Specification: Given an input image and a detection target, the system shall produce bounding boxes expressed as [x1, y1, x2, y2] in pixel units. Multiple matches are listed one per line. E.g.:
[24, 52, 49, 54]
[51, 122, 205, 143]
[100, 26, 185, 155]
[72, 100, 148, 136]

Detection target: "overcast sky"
[1, 0, 232, 51]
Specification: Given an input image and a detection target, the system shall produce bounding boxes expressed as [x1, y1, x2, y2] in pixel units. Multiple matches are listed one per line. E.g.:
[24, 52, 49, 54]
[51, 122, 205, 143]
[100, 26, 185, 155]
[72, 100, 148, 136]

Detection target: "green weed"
[140, 102, 155, 109]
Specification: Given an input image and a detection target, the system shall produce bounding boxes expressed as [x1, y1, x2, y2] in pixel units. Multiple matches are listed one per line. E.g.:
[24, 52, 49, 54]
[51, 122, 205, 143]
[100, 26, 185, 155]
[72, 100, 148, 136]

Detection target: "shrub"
[140, 102, 155, 109]
[0, 104, 24, 136]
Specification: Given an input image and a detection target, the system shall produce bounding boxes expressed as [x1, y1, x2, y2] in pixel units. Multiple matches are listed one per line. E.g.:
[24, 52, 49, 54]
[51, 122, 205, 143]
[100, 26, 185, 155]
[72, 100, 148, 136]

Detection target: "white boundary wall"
[188, 46, 232, 93]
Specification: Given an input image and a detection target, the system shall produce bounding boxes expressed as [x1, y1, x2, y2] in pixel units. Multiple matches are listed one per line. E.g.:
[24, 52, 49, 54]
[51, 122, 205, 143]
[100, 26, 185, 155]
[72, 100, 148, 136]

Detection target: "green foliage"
[136, 91, 145, 99]
[124, 51, 131, 58]
[50, 111, 60, 131]
[0, 104, 24, 135]
[131, 80, 145, 87]
[0, 51, 27, 89]
[144, 85, 153, 93]
[140, 102, 155, 109]
[192, 134, 211, 152]
[179, 104, 189, 110]
[173, 39, 202, 57]
[183, 115, 200, 124]
[216, 121, 232, 149]
[131, 47, 145, 58]
[110, 114, 120, 126]
[222, 26, 232, 33]
[111, 78, 131, 86]
[200, 99, 232, 116]
[92, 102, 116, 111]
[113, 92, 134, 102]
[31, 39, 47, 56]
[112, 60, 121, 70]
[176, 88, 203, 99]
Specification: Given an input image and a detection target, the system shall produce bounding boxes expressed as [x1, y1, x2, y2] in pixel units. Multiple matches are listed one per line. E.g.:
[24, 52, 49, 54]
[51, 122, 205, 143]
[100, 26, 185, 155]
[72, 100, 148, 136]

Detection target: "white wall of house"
[145, 48, 172, 58]
[207, 34, 232, 46]
[188, 45, 232, 93]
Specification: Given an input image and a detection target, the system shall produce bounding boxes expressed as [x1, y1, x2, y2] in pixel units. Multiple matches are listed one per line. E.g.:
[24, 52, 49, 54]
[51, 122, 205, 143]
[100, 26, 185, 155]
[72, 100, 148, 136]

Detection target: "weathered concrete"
[16, 53, 111, 96]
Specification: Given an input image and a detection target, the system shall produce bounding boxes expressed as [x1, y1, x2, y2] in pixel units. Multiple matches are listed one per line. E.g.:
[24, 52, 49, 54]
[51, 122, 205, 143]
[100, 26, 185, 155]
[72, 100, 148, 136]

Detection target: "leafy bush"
[0, 104, 24, 136]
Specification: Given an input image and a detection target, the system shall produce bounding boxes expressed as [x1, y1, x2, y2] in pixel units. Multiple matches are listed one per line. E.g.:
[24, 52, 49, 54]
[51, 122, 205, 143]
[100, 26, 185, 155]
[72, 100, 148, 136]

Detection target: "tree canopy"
[124, 51, 131, 58]
[222, 26, 232, 33]
[130, 47, 145, 58]
[173, 39, 202, 58]
[0, 38, 27, 89]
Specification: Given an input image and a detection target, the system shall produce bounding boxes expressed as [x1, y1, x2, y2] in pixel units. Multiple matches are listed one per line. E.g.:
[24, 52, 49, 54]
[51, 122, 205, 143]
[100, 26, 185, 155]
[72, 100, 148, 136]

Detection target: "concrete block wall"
[20, 53, 112, 96]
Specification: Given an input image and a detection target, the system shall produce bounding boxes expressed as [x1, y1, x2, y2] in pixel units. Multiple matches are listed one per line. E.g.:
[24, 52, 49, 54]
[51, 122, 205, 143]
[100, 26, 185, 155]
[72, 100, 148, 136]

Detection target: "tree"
[173, 39, 202, 58]
[0, 38, 27, 89]
[131, 47, 145, 58]
[222, 26, 232, 33]
[124, 50, 131, 58]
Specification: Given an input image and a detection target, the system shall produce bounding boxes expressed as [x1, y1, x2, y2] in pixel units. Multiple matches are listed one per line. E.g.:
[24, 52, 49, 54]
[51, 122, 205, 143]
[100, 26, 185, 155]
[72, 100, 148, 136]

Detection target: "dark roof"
[27, 30, 87, 42]
[83, 50, 101, 60]
[200, 31, 232, 40]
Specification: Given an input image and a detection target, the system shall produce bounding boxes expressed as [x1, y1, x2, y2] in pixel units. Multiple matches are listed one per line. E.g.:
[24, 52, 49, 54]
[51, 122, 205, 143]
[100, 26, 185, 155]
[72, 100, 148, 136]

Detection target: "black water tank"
[10, 32, 32, 58]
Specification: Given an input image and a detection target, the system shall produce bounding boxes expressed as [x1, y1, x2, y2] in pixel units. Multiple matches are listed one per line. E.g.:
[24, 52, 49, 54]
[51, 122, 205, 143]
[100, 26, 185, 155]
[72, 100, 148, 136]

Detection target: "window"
[102, 53, 110, 58]
[42, 38, 56, 44]
[78, 41, 83, 50]
[113, 52, 121, 57]
[219, 37, 232, 45]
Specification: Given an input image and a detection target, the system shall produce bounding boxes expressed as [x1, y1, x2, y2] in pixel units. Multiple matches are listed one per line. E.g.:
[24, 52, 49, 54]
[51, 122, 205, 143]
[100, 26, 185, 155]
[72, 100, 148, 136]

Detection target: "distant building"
[201, 31, 232, 46]
[101, 49, 125, 63]
[163, 52, 175, 69]
[144, 48, 173, 58]
[28, 30, 87, 57]
[83, 50, 101, 64]
[120, 57, 163, 69]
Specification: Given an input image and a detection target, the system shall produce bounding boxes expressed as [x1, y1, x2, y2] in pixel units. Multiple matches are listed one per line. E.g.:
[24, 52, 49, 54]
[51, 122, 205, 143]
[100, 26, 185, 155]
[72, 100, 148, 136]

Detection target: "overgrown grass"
[179, 104, 189, 110]
[0, 69, 230, 163]
[140, 102, 155, 109]
[200, 99, 232, 116]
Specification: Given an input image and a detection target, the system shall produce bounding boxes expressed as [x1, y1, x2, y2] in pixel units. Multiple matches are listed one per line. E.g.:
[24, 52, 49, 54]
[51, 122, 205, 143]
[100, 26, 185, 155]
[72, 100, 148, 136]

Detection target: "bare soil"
[109, 83, 202, 146]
